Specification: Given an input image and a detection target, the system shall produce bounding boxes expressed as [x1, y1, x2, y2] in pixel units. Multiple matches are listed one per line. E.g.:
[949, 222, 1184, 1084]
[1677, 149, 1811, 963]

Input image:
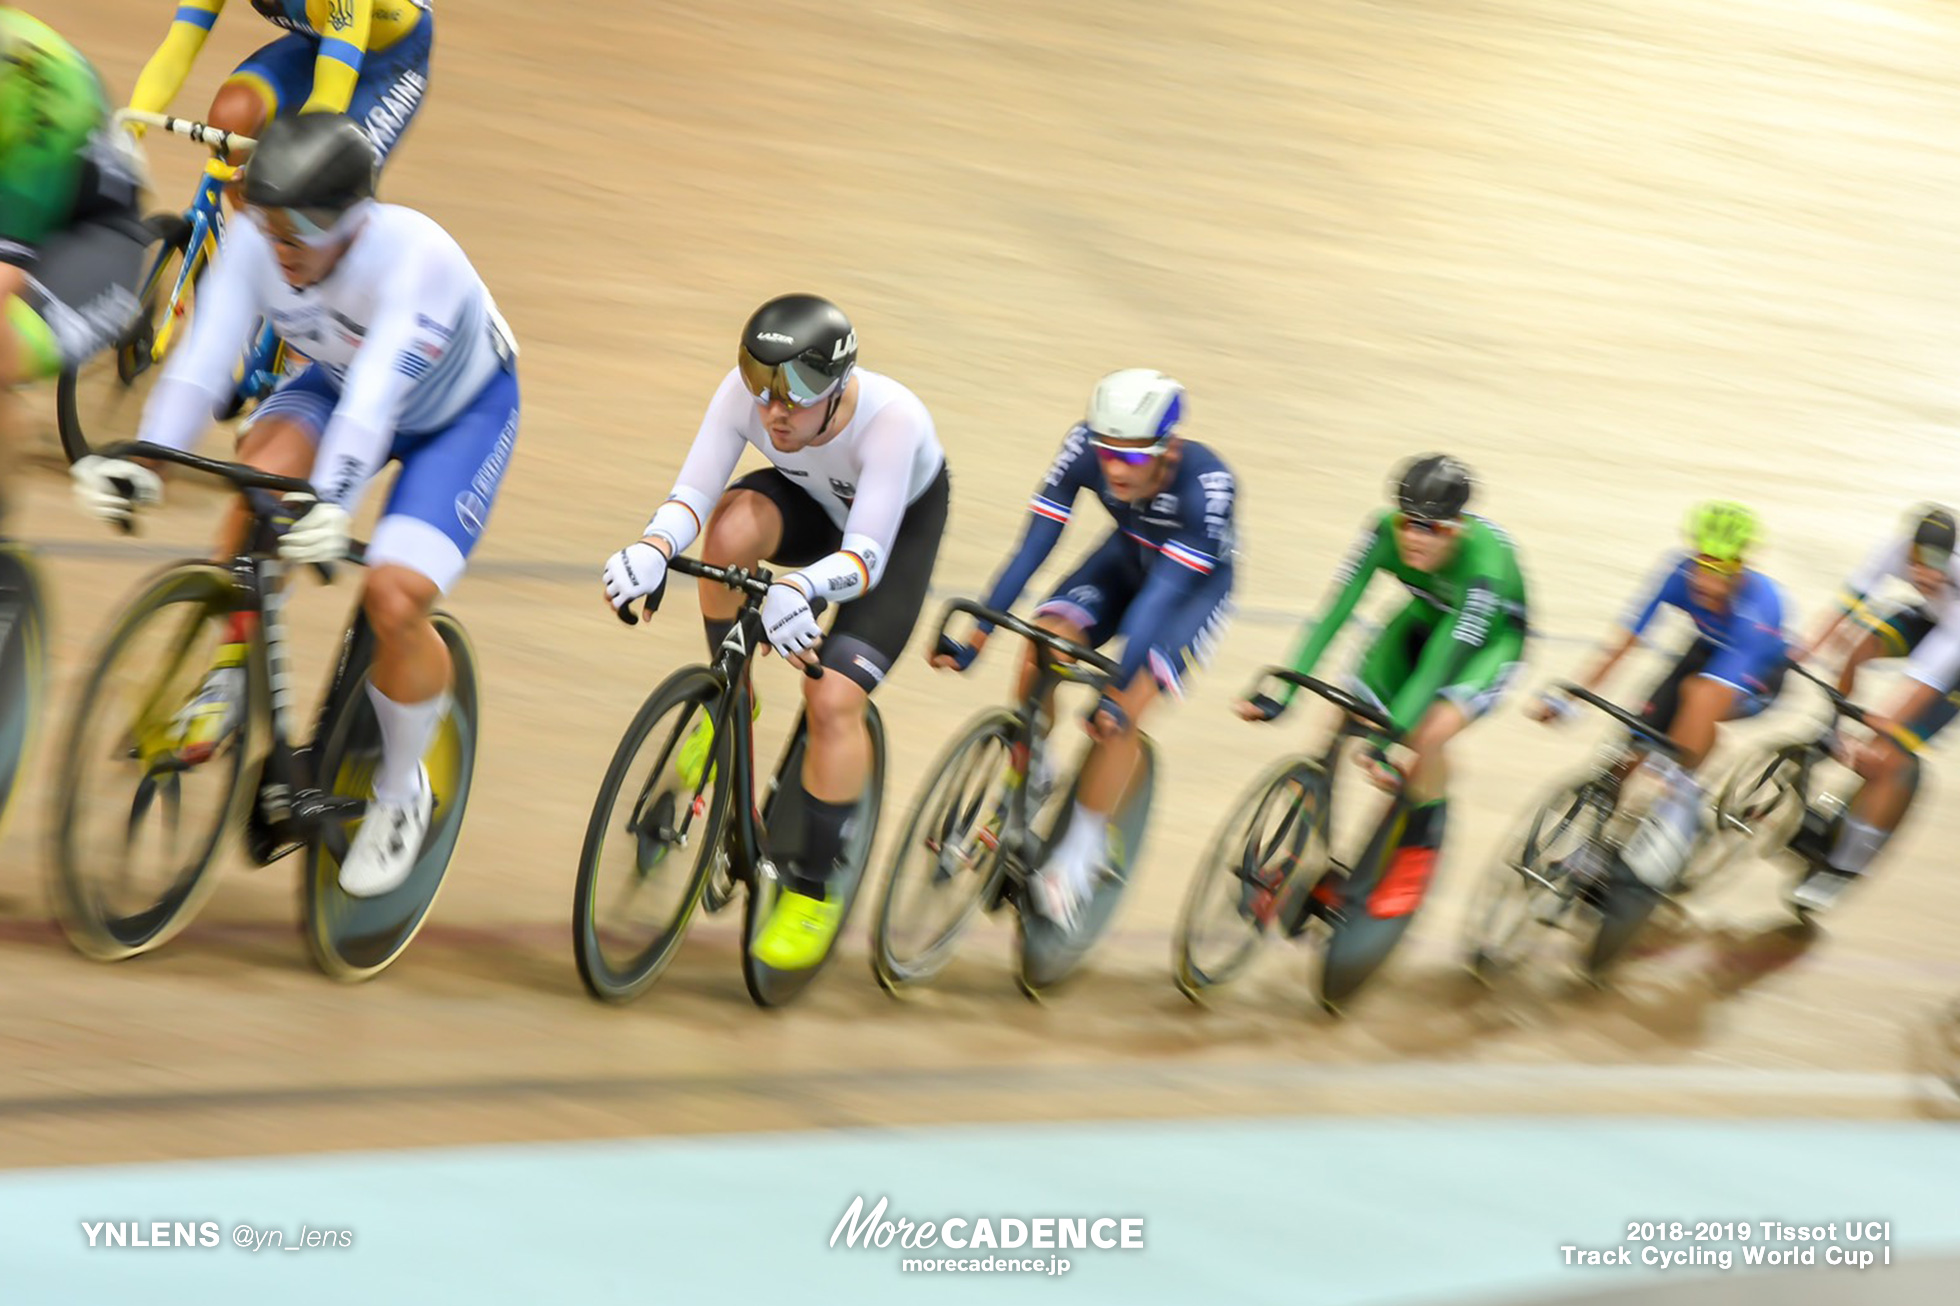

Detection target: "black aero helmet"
[1912, 504, 1956, 566]
[738, 294, 857, 411]
[1394, 453, 1473, 522]
[242, 113, 377, 225]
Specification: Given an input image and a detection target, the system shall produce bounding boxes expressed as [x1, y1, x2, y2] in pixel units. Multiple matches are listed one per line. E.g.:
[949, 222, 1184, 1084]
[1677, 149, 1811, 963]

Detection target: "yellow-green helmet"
[1685, 500, 1759, 563]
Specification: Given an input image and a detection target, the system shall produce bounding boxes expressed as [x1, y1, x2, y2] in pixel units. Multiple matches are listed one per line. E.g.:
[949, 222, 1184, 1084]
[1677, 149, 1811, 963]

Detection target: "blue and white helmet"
[1085, 368, 1185, 448]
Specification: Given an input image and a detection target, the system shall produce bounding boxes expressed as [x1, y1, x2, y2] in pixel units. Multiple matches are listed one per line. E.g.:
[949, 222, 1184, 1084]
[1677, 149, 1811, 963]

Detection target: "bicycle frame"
[97, 440, 370, 848]
[1252, 669, 1408, 932]
[656, 555, 828, 891]
[118, 111, 285, 398]
[934, 598, 1124, 896]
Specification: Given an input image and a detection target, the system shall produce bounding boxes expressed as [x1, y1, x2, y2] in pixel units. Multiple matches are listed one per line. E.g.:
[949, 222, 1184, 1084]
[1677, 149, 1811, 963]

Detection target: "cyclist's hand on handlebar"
[1086, 693, 1131, 742]
[602, 540, 667, 624]
[762, 579, 824, 669]
[1354, 739, 1403, 793]
[72, 455, 162, 526]
[1236, 693, 1285, 723]
[930, 627, 986, 671]
[1527, 688, 1576, 725]
[277, 495, 350, 564]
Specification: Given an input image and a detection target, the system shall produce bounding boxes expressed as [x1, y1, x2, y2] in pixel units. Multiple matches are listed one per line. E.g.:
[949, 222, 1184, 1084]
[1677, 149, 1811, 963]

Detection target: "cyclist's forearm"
[1803, 607, 1850, 657]
[133, 376, 231, 454]
[1569, 628, 1639, 692]
[978, 514, 1065, 629]
[300, 0, 373, 114]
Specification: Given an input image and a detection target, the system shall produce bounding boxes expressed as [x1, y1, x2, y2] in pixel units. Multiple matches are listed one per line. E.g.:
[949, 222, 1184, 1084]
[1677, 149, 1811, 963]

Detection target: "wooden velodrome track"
[6, 0, 1960, 1173]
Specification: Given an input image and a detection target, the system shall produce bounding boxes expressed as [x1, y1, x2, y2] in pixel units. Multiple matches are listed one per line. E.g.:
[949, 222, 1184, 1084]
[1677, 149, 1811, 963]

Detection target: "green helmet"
[1685, 500, 1759, 563]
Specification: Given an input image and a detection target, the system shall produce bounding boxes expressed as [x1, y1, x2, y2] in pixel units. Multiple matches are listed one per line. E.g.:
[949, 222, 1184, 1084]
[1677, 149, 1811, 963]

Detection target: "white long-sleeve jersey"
[645, 367, 945, 602]
[136, 203, 516, 506]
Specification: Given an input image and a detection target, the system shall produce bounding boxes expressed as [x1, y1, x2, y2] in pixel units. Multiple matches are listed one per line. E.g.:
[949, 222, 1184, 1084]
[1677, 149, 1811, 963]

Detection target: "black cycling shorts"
[727, 462, 950, 694]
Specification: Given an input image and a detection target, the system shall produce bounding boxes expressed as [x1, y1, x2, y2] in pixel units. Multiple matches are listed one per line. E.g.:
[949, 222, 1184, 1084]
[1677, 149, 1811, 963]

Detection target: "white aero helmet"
[1085, 368, 1186, 452]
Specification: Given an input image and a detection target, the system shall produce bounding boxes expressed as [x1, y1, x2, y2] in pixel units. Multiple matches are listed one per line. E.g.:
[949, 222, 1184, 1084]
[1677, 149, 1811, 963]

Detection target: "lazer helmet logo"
[834, 332, 856, 359]
[756, 332, 794, 344]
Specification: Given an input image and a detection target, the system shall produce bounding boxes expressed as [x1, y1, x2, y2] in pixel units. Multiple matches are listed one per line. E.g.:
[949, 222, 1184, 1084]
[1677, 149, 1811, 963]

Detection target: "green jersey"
[1285, 510, 1530, 731]
[0, 7, 109, 250]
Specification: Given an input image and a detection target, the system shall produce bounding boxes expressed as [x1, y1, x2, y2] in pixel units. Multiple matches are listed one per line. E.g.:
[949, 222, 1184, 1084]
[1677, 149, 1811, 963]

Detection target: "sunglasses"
[1689, 554, 1743, 576]
[1394, 514, 1456, 536]
[1089, 435, 1169, 466]
[1911, 545, 1953, 571]
[739, 352, 844, 410]
[245, 203, 359, 250]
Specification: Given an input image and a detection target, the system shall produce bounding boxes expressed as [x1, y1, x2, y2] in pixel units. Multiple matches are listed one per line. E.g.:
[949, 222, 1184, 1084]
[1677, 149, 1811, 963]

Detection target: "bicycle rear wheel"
[1017, 735, 1158, 997]
[1174, 755, 1327, 1002]
[573, 665, 731, 1003]
[302, 612, 482, 981]
[871, 708, 1020, 993]
[55, 214, 194, 465]
[1463, 776, 1603, 982]
[0, 543, 50, 843]
[49, 563, 258, 959]
[1693, 742, 1809, 890]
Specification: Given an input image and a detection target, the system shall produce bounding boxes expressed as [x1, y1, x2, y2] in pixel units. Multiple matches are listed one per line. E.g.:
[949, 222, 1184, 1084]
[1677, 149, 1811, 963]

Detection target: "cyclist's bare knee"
[803, 669, 868, 740]
[236, 416, 315, 477]
[700, 490, 780, 568]
[209, 82, 271, 138]
[362, 566, 438, 646]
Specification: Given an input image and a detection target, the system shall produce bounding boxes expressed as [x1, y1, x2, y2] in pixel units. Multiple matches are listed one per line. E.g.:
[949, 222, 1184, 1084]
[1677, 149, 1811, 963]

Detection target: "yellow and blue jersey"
[131, 0, 429, 120]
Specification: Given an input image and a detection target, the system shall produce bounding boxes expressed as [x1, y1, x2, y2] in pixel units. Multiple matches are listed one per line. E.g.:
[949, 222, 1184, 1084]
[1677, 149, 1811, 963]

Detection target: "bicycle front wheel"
[49, 563, 258, 959]
[1174, 755, 1327, 1002]
[871, 708, 1020, 993]
[1463, 776, 1602, 982]
[1692, 742, 1809, 891]
[573, 665, 731, 1003]
[0, 543, 50, 843]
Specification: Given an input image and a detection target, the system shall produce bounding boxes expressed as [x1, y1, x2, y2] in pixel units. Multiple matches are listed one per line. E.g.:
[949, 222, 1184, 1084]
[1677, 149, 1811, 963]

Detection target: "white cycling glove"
[71, 455, 163, 524]
[761, 578, 823, 660]
[279, 497, 351, 564]
[603, 541, 668, 617]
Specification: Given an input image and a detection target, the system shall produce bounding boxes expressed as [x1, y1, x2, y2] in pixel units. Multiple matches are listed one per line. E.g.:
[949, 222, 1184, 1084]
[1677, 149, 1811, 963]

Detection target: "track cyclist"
[601, 294, 950, 970]
[1239, 454, 1527, 919]
[1529, 500, 1789, 892]
[69, 112, 521, 897]
[933, 368, 1237, 934]
[1784, 505, 1960, 912]
[2, 7, 150, 496]
[128, 0, 432, 168]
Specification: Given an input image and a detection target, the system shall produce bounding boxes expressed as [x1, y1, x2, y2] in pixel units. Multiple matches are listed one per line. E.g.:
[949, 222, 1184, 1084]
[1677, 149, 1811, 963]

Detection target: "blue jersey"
[980, 427, 1238, 690]
[1622, 553, 1791, 695]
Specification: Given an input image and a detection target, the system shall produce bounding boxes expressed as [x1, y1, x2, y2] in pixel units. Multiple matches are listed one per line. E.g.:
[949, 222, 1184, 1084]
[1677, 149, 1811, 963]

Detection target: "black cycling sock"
[703, 616, 736, 659]
[1403, 798, 1448, 850]
[766, 778, 858, 900]
[790, 795, 857, 899]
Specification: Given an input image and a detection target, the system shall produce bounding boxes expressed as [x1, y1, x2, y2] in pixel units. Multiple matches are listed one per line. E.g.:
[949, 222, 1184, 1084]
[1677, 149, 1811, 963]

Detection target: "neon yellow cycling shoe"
[751, 887, 843, 971]
[677, 690, 761, 790]
[170, 641, 249, 765]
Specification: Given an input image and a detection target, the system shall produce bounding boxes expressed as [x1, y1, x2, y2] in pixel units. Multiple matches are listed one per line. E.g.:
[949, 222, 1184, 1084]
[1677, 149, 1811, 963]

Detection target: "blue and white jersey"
[1620, 552, 1791, 696]
[139, 202, 515, 503]
[981, 424, 1239, 621]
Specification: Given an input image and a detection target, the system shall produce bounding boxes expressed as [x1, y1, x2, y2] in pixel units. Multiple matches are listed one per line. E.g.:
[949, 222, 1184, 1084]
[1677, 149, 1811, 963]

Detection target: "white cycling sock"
[1828, 817, 1887, 875]
[367, 682, 447, 806]
[1051, 802, 1107, 894]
